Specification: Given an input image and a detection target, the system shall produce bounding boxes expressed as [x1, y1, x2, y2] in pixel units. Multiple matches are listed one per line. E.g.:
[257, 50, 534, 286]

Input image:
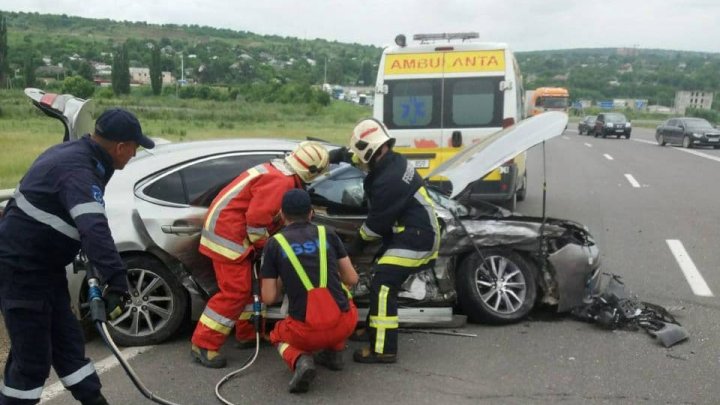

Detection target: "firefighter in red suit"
[261, 189, 359, 393]
[191, 141, 330, 368]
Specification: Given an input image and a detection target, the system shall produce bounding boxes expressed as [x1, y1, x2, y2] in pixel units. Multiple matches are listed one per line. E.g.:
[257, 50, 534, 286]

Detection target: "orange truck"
[527, 87, 570, 116]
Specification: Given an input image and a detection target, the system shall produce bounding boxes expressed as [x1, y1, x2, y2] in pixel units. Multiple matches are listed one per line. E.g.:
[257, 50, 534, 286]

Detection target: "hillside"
[2, 11, 720, 110]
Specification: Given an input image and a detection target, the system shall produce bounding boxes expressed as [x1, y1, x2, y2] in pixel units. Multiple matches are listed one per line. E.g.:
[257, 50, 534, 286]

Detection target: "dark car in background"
[578, 115, 596, 135]
[594, 112, 631, 139]
[655, 117, 720, 149]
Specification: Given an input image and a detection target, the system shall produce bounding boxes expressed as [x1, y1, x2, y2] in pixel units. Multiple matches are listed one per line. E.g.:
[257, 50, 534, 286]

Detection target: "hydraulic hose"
[87, 277, 182, 405]
[214, 260, 263, 405]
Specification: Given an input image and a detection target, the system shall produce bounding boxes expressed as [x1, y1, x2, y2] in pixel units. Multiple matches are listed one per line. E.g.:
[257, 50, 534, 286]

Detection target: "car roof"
[119, 138, 304, 183]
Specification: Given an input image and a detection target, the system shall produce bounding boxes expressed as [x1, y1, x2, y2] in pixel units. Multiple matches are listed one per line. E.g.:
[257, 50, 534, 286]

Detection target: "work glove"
[104, 289, 129, 321]
[329, 146, 354, 164]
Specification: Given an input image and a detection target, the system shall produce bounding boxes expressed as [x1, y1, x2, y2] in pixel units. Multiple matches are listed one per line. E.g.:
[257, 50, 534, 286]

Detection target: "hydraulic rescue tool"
[86, 275, 181, 405]
[87, 260, 264, 405]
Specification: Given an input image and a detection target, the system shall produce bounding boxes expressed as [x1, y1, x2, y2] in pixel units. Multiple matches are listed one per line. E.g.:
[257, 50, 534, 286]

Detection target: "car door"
[595, 114, 604, 135]
[134, 152, 284, 295]
[675, 120, 686, 144]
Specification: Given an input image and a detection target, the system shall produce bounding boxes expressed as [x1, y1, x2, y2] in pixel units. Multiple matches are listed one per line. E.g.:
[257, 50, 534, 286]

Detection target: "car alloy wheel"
[107, 256, 188, 346]
[456, 249, 536, 324]
[658, 134, 666, 146]
[683, 136, 692, 149]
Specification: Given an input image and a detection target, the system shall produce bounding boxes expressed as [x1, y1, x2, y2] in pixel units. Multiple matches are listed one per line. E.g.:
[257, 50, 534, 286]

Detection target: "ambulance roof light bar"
[412, 32, 479, 43]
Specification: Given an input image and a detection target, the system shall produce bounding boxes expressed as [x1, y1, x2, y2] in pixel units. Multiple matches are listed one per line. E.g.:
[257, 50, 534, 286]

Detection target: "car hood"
[25, 87, 95, 142]
[425, 111, 568, 198]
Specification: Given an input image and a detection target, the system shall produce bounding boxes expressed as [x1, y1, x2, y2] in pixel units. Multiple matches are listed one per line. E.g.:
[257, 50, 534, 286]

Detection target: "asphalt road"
[41, 126, 720, 405]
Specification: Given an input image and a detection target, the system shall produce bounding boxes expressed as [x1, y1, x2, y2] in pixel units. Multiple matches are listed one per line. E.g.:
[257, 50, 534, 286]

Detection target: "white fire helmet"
[349, 118, 395, 164]
[285, 141, 330, 183]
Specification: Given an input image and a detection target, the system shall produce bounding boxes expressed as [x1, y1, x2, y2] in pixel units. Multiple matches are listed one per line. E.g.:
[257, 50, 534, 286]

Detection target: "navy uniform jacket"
[0, 135, 127, 290]
[359, 150, 440, 269]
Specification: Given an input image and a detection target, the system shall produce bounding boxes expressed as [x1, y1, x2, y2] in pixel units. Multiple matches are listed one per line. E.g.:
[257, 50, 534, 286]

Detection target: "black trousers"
[0, 267, 101, 405]
[366, 263, 420, 355]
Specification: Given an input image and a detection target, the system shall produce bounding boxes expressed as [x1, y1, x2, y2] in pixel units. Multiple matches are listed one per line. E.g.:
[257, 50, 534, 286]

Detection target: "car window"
[384, 78, 441, 129]
[445, 77, 503, 127]
[667, 119, 677, 127]
[182, 154, 282, 206]
[308, 164, 367, 214]
[141, 153, 283, 207]
[143, 171, 187, 205]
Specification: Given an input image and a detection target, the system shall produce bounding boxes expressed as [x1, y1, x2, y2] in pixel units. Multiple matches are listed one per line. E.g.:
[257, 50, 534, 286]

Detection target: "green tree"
[77, 61, 94, 82]
[149, 44, 162, 95]
[0, 13, 8, 88]
[62, 76, 95, 99]
[23, 54, 35, 87]
[111, 43, 130, 95]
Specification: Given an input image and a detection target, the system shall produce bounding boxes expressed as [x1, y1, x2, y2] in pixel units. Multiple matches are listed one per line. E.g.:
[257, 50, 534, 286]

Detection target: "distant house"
[674, 90, 713, 114]
[130, 67, 151, 84]
[618, 63, 633, 74]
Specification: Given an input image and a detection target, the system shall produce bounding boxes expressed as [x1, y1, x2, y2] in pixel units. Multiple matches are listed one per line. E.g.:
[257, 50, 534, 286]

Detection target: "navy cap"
[95, 108, 155, 149]
[281, 189, 312, 216]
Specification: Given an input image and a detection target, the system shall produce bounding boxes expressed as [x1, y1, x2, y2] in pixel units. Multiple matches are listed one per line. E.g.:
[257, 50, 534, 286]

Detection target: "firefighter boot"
[315, 349, 344, 371]
[80, 392, 109, 405]
[353, 346, 397, 364]
[191, 344, 227, 368]
[288, 355, 316, 393]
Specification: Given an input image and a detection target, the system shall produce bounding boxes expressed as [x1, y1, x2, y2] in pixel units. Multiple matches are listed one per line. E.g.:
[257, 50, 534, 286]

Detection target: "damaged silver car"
[22, 88, 600, 346]
[310, 112, 600, 324]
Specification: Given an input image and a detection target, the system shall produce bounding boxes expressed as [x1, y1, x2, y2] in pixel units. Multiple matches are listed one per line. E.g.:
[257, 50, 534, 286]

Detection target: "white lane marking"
[633, 138, 720, 163]
[604, 154, 614, 160]
[40, 346, 153, 403]
[632, 139, 656, 145]
[666, 239, 714, 297]
[584, 143, 592, 148]
[624, 174, 640, 188]
[562, 136, 570, 140]
[673, 147, 720, 163]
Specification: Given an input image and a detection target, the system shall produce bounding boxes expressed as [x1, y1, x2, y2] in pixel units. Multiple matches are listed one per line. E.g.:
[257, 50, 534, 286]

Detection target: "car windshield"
[585, 116, 596, 123]
[308, 163, 472, 216]
[605, 113, 627, 123]
[684, 118, 713, 129]
[541, 97, 569, 108]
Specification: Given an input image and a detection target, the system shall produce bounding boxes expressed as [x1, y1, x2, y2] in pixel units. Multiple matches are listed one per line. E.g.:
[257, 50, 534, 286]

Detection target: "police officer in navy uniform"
[0, 108, 155, 405]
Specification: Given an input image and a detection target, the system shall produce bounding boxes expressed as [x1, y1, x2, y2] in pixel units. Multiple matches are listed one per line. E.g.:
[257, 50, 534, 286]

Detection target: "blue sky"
[1, 0, 719, 53]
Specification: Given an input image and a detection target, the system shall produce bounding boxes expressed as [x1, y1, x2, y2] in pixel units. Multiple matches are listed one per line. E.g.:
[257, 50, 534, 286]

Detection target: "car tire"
[516, 172, 527, 202]
[714, 145, 720, 149]
[683, 136, 693, 149]
[657, 134, 666, 146]
[456, 249, 537, 324]
[593, 130, 599, 138]
[578, 128, 583, 135]
[106, 256, 188, 346]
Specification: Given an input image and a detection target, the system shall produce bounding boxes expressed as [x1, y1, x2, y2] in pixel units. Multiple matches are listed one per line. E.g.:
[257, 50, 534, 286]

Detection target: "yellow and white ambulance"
[372, 32, 527, 209]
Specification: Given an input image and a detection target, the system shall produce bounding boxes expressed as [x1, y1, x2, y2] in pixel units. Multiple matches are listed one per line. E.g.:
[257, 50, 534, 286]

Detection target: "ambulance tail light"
[502, 118, 515, 128]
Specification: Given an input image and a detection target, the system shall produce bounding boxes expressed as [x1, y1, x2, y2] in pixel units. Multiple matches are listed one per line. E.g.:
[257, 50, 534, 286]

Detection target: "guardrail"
[0, 188, 14, 202]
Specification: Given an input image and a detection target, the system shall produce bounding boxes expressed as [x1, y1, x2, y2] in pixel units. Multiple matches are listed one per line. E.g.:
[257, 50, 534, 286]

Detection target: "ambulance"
[372, 32, 527, 209]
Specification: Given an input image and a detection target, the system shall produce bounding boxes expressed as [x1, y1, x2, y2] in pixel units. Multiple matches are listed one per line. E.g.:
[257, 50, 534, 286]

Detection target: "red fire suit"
[192, 161, 301, 351]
